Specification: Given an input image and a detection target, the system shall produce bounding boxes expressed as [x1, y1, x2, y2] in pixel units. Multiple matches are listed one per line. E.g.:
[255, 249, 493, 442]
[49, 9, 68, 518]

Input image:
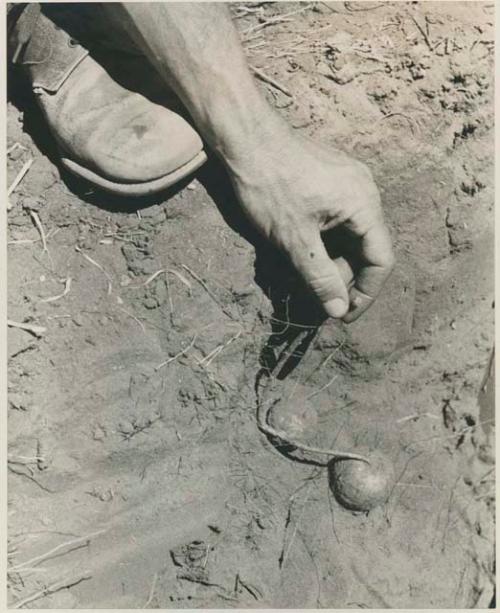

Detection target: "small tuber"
[328, 452, 394, 512]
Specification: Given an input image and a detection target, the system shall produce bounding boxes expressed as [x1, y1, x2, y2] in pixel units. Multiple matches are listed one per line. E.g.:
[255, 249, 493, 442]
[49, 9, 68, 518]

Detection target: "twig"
[75, 246, 113, 294]
[295, 512, 322, 606]
[10, 529, 80, 539]
[41, 278, 71, 303]
[144, 572, 158, 607]
[198, 328, 243, 368]
[384, 452, 423, 520]
[257, 331, 369, 464]
[155, 335, 197, 371]
[7, 142, 27, 156]
[7, 158, 33, 198]
[117, 306, 146, 332]
[300, 341, 345, 389]
[242, 5, 312, 36]
[8, 228, 58, 247]
[408, 14, 434, 49]
[178, 573, 237, 601]
[243, 16, 292, 37]
[268, 329, 311, 379]
[249, 64, 293, 97]
[7, 463, 54, 492]
[408, 418, 494, 447]
[144, 268, 168, 286]
[281, 482, 312, 567]
[269, 316, 317, 330]
[8, 530, 105, 573]
[306, 373, 339, 400]
[9, 567, 49, 574]
[168, 268, 193, 290]
[320, 2, 344, 13]
[396, 412, 439, 424]
[7, 319, 46, 338]
[8, 239, 37, 245]
[11, 573, 92, 608]
[441, 475, 461, 552]
[181, 264, 235, 320]
[119, 415, 161, 441]
[165, 273, 174, 318]
[7, 455, 45, 464]
[234, 573, 261, 600]
[29, 210, 48, 252]
[344, 1, 384, 11]
[394, 481, 436, 489]
[245, 40, 268, 51]
[350, 563, 392, 608]
[144, 268, 192, 290]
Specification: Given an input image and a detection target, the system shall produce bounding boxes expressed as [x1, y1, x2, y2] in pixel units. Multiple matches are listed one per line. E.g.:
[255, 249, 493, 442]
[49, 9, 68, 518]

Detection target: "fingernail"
[324, 298, 348, 318]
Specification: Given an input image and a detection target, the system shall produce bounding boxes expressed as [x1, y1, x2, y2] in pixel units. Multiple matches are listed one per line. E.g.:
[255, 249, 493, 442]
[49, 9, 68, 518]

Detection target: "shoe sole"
[60, 149, 208, 196]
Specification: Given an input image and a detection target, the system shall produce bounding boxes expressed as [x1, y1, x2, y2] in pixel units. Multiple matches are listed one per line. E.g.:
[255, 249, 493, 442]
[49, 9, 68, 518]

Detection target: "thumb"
[287, 230, 350, 318]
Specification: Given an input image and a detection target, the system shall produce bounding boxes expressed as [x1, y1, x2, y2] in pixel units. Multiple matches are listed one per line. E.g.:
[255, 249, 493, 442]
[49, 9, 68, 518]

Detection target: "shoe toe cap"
[90, 103, 204, 183]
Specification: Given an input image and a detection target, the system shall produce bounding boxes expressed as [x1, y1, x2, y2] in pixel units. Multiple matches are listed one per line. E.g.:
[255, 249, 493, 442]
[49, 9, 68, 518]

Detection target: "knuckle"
[307, 272, 343, 301]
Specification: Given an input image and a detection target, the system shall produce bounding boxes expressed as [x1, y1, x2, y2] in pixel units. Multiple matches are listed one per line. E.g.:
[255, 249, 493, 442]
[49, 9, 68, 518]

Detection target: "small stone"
[72, 314, 85, 327]
[9, 393, 27, 411]
[92, 423, 107, 441]
[7, 145, 26, 161]
[143, 297, 158, 310]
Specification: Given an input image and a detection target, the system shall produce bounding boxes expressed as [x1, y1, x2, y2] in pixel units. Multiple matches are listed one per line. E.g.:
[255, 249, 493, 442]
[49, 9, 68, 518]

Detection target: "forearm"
[103, 4, 392, 321]
[105, 3, 286, 163]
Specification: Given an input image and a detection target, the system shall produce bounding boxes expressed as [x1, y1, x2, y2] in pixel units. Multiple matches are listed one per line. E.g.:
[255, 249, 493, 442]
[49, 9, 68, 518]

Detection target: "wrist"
[190, 85, 290, 170]
[215, 110, 292, 177]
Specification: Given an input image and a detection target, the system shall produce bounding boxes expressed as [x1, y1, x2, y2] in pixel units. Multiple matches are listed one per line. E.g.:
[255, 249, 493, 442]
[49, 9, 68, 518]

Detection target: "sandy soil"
[7, 1, 495, 608]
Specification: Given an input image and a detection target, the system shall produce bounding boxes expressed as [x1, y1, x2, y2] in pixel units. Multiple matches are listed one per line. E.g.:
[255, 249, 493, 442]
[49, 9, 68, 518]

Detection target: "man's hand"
[106, 3, 394, 321]
[224, 126, 394, 322]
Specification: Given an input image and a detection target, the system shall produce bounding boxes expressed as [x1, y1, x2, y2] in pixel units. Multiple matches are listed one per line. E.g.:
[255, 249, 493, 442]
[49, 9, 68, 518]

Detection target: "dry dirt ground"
[7, 1, 495, 608]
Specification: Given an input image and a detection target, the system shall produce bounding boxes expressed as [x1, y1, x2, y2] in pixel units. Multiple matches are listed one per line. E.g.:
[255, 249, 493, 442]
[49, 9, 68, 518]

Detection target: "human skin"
[103, 3, 394, 322]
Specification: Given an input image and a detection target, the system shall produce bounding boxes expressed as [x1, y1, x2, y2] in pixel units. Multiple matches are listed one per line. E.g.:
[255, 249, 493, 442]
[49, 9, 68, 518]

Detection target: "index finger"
[342, 221, 394, 323]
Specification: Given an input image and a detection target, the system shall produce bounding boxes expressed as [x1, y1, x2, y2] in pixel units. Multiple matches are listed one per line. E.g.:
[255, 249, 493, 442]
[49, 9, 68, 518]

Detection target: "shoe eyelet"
[68, 38, 78, 48]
